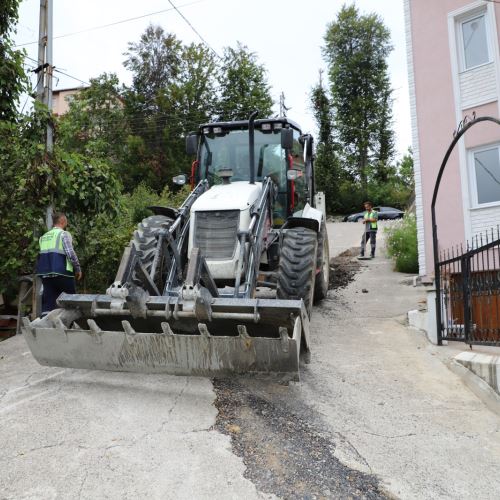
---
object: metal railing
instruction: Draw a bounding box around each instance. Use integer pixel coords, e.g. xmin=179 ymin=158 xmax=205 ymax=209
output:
xmin=438 ymin=227 xmax=500 ymax=346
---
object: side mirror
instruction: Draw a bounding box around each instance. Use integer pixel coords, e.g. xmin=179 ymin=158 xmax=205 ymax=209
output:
xmin=173 ymin=174 xmax=188 ymax=186
xmin=281 ymin=128 xmax=293 ymax=150
xmin=185 ymin=134 xmax=198 ymax=156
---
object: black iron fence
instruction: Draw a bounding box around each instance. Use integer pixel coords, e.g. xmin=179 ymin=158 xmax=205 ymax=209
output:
xmin=438 ymin=227 xmax=500 ymax=346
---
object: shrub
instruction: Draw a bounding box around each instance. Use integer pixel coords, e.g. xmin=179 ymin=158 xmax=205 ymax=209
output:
xmin=79 ymin=184 xmax=189 ymax=293
xmin=384 ymin=214 xmax=419 ymax=273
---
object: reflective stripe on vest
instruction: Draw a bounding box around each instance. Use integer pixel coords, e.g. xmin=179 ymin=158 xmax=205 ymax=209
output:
xmin=37 ymin=227 xmax=74 ymax=276
xmin=364 ymin=211 xmax=378 ymax=230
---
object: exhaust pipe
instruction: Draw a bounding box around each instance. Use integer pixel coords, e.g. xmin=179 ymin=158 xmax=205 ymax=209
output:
xmin=248 ymin=110 xmax=258 ymax=184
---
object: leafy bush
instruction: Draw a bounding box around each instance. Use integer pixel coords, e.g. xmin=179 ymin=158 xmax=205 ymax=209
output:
xmin=0 ymin=109 xmax=122 ymax=297
xmin=384 ymin=215 xmax=419 ymax=273
xmin=79 ymin=184 xmax=189 ymax=292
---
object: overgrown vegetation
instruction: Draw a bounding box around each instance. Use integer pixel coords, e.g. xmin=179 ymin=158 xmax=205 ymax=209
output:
xmin=385 ymin=215 xmax=419 ymax=273
xmin=80 ymin=185 xmax=188 ymax=293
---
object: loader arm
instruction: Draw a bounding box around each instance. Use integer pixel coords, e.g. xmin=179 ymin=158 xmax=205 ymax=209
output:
xmin=234 ymin=176 xmax=277 ymax=298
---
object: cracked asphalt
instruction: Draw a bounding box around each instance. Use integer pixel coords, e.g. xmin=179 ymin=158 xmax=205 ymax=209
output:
xmin=1 ymin=222 xmax=500 ymax=499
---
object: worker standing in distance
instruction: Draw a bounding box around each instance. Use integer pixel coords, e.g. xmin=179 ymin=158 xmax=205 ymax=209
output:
xmin=36 ymin=212 xmax=82 ymax=316
xmin=359 ymin=201 xmax=378 ymax=259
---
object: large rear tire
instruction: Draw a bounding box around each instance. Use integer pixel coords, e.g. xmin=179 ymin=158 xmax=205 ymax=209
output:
xmin=277 ymin=227 xmax=317 ymax=317
xmin=132 ymin=215 xmax=174 ymax=288
xmin=314 ymin=222 xmax=330 ymax=303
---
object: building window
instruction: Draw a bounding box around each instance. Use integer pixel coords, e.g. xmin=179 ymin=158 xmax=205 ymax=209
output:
xmin=472 ymin=146 xmax=500 ymax=206
xmin=460 ymin=12 xmax=490 ymax=70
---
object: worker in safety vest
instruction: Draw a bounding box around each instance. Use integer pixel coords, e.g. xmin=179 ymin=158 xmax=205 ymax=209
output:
xmin=36 ymin=212 xmax=82 ymax=316
xmin=359 ymin=201 xmax=378 ymax=259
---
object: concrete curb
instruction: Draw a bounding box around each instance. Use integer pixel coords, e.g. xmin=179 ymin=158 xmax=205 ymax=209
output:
xmin=448 ymin=358 xmax=500 ymax=416
xmin=454 ymin=351 xmax=500 ymax=394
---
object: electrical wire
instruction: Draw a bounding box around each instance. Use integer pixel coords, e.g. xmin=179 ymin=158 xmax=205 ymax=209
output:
xmin=24 ymin=55 xmax=90 ymax=86
xmin=166 ymin=0 xmax=221 ymax=59
xmin=14 ymin=0 xmax=208 ymax=48
xmin=53 ymin=68 xmax=89 ymax=86
xmin=20 ymin=71 xmax=43 ymax=114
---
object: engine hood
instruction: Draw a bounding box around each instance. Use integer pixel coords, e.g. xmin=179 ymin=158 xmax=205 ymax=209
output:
xmin=191 ymin=181 xmax=262 ymax=212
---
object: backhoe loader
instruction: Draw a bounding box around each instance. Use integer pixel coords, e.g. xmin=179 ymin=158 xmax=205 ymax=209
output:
xmin=22 ymin=113 xmax=330 ymax=381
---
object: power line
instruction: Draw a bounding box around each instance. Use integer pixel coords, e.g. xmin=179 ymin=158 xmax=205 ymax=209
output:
xmin=166 ymin=0 xmax=221 ymax=59
xmin=24 ymin=55 xmax=89 ymax=86
xmin=53 ymin=68 xmax=89 ymax=86
xmin=14 ymin=0 xmax=207 ymax=48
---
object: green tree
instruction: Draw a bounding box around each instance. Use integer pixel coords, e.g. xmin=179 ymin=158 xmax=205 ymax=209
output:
xmin=323 ymin=4 xmax=394 ymax=198
xmin=397 ymin=148 xmax=414 ymax=189
xmin=57 ymin=73 xmax=128 ymax=165
xmin=311 ymin=73 xmax=342 ymax=213
xmin=158 ymin=42 xmax=218 ymax=179
xmin=218 ymin=42 xmax=273 ymax=120
xmin=124 ymin=25 xmax=182 ymax=113
xmin=0 ymin=0 xmax=27 ymax=121
xmin=123 ymin=28 xmax=218 ymax=189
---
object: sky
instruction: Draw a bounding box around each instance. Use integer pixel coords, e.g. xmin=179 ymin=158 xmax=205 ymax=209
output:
xmin=14 ymin=0 xmax=411 ymax=158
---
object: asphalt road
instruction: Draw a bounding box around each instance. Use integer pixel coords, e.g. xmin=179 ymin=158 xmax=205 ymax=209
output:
xmin=1 ymin=222 xmax=500 ymax=499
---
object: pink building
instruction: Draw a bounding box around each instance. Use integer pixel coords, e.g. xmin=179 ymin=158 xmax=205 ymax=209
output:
xmin=405 ymin=0 xmax=500 ymax=277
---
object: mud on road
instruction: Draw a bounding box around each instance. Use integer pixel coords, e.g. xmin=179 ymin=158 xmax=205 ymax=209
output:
xmin=213 ymin=379 xmax=385 ymax=500
xmin=329 ymin=248 xmax=362 ymax=290
xmin=213 ymin=251 xmax=386 ymax=500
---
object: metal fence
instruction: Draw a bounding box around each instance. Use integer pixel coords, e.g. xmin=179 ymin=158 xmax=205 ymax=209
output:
xmin=438 ymin=228 xmax=500 ymax=346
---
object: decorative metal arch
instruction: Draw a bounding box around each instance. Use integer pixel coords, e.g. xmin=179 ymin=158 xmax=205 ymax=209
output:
xmin=432 ymin=115 xmax=500 ymax=345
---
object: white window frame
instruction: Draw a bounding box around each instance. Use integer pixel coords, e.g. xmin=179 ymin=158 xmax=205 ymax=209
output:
xmin=456 ymin=7 xmax=493 ymax=73
xmin=469 ymin=143 xmax=500 ymax=209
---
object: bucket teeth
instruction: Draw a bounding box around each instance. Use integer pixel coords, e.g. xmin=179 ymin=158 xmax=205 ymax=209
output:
xmin=86 ymin=319 xmax=103 ymax=344
xmin=279 ymin=327 xmax=289 ymax=353
xmin=237 ymin=325 xmax=253 ymax=350
xmin=87 ymin=319 xmax=101 ymax=334
xmin=198 ymin=323 xmax=211 ymax=337
xmin=121 ymin=320 xmax=136 ymax=336
xmin=160 ymin=322 xmax=174 ymax=335
xmin=237 ymin=324 xmax=250 ymax=339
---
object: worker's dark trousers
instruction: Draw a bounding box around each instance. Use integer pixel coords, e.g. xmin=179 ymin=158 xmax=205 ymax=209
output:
xmin=41 ymin=276 xmax=76 ymax=316
xmin=360 ymin=231 xmax=377 ymax=257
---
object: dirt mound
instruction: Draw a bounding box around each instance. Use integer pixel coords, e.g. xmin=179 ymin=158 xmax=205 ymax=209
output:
xmin=329 ymin=248 xmax=362 ymax=290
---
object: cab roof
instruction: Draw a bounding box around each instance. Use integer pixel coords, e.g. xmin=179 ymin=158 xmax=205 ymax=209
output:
xmin=198 ymin=117 xmax=302 ymax=134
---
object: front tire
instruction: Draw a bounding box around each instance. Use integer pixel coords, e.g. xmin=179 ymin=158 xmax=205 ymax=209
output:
xmin=132 ymin=215 xmax=174 ymax=288
xmin=277 ymin=227 xmax=318 ymax=317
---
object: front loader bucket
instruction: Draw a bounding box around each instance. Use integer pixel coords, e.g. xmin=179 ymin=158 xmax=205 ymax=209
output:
xmin=21 ymin=296 xmax=311 ymax=381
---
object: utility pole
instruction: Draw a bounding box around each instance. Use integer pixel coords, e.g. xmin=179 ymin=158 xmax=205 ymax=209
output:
xmin=36 ymin=0 xmax=54 ymax=228
xmin=279 ymin=91 xmax=290 ymax=118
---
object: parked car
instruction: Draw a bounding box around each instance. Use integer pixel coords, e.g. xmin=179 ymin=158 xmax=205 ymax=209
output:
xmin=343 ymin=206 xmax=404 ymax=222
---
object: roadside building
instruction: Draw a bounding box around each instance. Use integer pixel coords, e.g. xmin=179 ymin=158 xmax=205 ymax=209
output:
xmin=51 ymin=86 xmax=88 ymax=116
xmin=405 ymin=0 xmax=500 ymax=277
